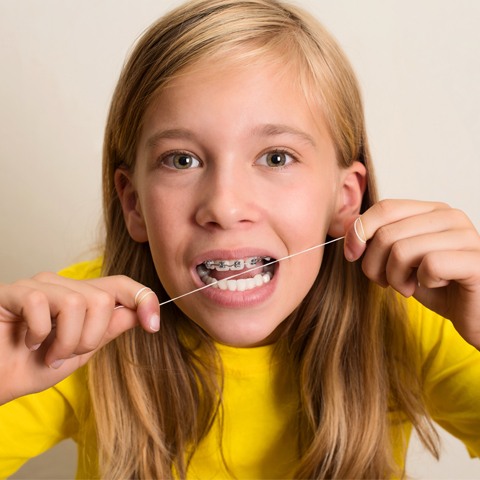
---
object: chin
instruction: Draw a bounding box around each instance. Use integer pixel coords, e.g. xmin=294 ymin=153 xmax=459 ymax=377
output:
xmin=203 ymin=318 xmax=284 ymax=348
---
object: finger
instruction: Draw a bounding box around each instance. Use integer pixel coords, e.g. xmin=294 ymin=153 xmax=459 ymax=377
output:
xmin=363 ymin=221 xmax=476 ymax=294
xmin=417 ymin=250 xmax=480 ymax=290
xmin=37 ymin=273 xmax=160 ymax=336
xmin=42 ymin=289 xmax=87 ymax=368
xmin=0 ymin=284 xmax=53 ymax=350
xmin=19 ymin=277 xmax=119 ymax=367
xmin=344 ymin=199 xmax=448 ymax=262
xmin=34 ymin=295 xmax=144 ymax=371
xmin=87 ymin=276 xmax=160 ymax=333
xmin=74 ymin=290 xmax=115 ymax=355
xmin=32 ymin=273 xmax=117 ymax=356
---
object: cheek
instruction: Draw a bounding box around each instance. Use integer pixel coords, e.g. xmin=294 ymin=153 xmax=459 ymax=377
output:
xmin=277 ymin=179 xmax=336 ymax=246
xmin=138 ymin=186 xmax=191 ymax=282
xmin=140 ymin=183 xmax=189 ymax=239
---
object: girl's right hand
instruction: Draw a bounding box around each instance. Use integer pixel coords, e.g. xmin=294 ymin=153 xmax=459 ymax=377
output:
xmin=0 ymin=273 xmax=160 ymax=405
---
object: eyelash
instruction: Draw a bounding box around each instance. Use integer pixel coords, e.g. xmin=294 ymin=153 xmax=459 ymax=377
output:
xmin=157 ymin=147 xmax=298 ymax=170
xmin=256 ymin=148 xmax=298 ymax=170
xmin=158 ymin=150 xmax=202 ymax=170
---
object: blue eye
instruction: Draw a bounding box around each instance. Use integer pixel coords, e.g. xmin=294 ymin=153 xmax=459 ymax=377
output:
xmin=257 ymin=150 xmax=295 ymax=168
xmin=163 ymin=152 xmax=201 ymax=169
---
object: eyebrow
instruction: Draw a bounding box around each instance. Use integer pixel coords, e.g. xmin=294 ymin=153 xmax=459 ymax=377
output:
xmin=145 ymin=128 xmax=196 ymax=149
xmin=145 ymin=123 xmax=317 ymax=149
xmin=251 ymin=124 xmax=317 ymax=147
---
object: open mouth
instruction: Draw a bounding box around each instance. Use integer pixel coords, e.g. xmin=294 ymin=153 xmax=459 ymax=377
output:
xmin=196 ymin=256 xmax=276 ymax=292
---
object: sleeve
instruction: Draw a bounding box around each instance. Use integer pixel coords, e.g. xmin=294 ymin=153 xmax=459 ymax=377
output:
xmin=0 ymin=369 xmax=87 ymax=479
xmin=408 ymin=297 xmax=480 ymax=457
xmin=57 ymin=257 xmax=103 ymax=280
xmin=0 ymin=260 xmax=101 ymax=478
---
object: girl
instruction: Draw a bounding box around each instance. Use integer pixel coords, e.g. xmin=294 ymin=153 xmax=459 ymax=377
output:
xmin=1 ymin=0 xmax=479 ymax=478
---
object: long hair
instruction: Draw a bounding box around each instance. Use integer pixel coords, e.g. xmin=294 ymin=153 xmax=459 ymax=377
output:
xmin=90 ymin=0 xmax=438 ymax=477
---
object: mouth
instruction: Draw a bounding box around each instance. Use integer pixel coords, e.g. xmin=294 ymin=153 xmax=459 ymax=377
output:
xmin=196 ymin=255 xmax=276 ymax=292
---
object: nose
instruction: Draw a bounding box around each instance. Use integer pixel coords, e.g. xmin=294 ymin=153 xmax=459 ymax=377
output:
xmin=194 ymin=165 xmax=261 ymax=230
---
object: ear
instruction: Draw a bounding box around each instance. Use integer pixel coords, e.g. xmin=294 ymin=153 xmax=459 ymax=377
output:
xmin=114 ymin=168 xmax=149 ymax=243
xmin=328 ymin=161 xmax=367 ymax=237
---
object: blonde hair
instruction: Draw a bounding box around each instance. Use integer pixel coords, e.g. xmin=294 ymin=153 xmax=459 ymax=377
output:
xmin=91 ymin=0 xmax=438 ymax=478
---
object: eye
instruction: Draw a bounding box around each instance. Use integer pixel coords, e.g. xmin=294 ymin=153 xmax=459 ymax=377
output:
xmin=256 ymin=150 xmax=295 ymax=168
xmin=162 ymin=152 xmax=201 ymax=170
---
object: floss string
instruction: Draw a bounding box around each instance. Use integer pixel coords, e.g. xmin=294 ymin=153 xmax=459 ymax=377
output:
xmin=159 ymin=236 xmax=345 ymax=306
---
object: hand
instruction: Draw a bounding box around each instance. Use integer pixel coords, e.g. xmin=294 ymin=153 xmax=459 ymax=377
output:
xmin=344 ymin=199 xmax=480 ymax=349
xmin=0 ymin=273 xmax=160 ymax=405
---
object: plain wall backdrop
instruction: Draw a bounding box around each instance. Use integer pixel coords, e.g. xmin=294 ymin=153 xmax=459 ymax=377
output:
xmin=1 ymin=1 xmax=479 ymax=478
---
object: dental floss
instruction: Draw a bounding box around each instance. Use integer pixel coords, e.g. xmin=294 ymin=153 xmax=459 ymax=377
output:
xmin=159 ymin=236 xmax=345 ymax=306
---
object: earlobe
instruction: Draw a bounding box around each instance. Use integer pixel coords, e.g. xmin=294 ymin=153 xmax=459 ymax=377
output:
xmin=114 ymin=168 xmax=149 ymax=242
xmin=328 ymin=161 xmax=367 ymax=237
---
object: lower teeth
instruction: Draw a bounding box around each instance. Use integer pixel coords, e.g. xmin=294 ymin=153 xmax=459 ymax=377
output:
xmin=201 ymin=272 xmax=272 ymax=292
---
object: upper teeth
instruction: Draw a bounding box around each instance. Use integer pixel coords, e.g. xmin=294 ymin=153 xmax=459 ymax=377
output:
xmin=204 ymin=256 xmax=271 ymax=271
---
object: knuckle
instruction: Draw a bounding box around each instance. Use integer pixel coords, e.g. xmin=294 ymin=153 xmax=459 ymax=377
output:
xmin=76 ymin=339 xmax=100 ymax=354
xmin=31 ymin=324 xmax=52 ymax=340
xmin=373 ymin=225 xmax=393 ymax=249
xmin=32 ymin=271 xmax=57 ymax=283
xmin=450 ymin=208 xmax=469 ymax=226
xmin=389 ymin=241 xmax=409 ymax=265
xmin=63 ymin=292 xmax=87 ymax=311
xmin=435 ymin=201 xmax=450 ymax=210
xmin=24 ymin=290 xmax=48 ymax=310
xmin=114 ymin=275 xmax=130 ymax=285
xmin=95 ymin=292 xmax=115 ymax=311
xmin=374 ymin=199 xmax=394 ymax=217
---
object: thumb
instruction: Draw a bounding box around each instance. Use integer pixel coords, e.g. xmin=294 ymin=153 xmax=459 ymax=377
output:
xmin=87 ymin=276 xmax=160 ymax=334
xmin=344 ymin=216 xmax=368 ymax=262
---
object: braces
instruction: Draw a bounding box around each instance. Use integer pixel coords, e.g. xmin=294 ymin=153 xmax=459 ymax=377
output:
xmin=204 ymin=256 xmax=270 ymax=270
xmin=159 ymin=236 xmax=345 ymax=306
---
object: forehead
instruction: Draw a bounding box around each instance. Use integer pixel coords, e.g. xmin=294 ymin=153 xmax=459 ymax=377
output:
xmin=134 ymin=54 xmax=340 ymax=172
xmin=145 ymin=50 xmax=325 ymax=129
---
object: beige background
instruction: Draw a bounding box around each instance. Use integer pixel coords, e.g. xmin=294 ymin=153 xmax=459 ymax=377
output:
xmin=1 ymin=0 xmax=479 ymax=478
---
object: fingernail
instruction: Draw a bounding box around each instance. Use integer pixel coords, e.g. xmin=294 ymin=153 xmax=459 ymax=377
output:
xmin=49 ymin=359 xmax=65 ymax=369
xmin=149 ymin=314 xmax=160 ymax=332
xmin=29 ymin=343 xmax=41 ymax=352
xmin=354 ymin=217 xmax=367 ymax=244
xmin=344 ymin=246 xmax=355 ymax=262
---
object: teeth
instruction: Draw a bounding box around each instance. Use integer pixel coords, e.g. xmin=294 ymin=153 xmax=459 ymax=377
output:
xmin=216 ymin=261 xmax=229 ymax=271
xmin=204 ymin=256 xmax=265 ymax=271
xmin=210 ymin=272 xmax=273 ymax=291
xmin=245 ymin=257 xmax=261 ymax=268
xmin=197 ymin=255 xmax=275 ymax=292
xmin=197 ymin=264 xmax=209 ymax=277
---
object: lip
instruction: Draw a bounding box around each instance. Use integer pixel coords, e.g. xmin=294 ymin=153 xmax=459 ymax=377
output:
xmin=190 ymin=247 xmax=280 ymax=308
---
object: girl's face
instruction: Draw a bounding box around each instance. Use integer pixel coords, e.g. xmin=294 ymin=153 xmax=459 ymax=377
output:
xmin=120 ymin=58 xmax=365 ymax=347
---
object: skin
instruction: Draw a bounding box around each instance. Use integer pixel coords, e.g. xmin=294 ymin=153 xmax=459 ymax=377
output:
xmin=344 ymin=200 xmax=480 ymax=348
xmin=0 ymin=58 xmax=479 ymax=405
xmin=118 ymin=58 xmax=366 ymax=347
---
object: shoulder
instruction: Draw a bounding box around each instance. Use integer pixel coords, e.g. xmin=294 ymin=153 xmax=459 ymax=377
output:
xmin=58 ymin=258 xmax=103 ymax=280
xmin=405 ymin=297 xmax=480 ymax=456
xmin=0 ymin=367 xmax=89 ymax=468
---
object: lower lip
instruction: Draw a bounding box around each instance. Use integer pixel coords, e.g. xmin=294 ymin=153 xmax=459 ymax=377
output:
xmin=192 ymin=270 xmax=278 ymax=308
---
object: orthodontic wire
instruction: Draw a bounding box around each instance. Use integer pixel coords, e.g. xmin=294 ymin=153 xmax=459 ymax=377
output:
xmin=159 ymin=236 xmax=345 ymax=306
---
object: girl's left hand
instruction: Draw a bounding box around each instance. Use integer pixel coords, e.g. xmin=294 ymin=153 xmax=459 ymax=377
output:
xmin=344 ymin=199 xmax=480 ymax=349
